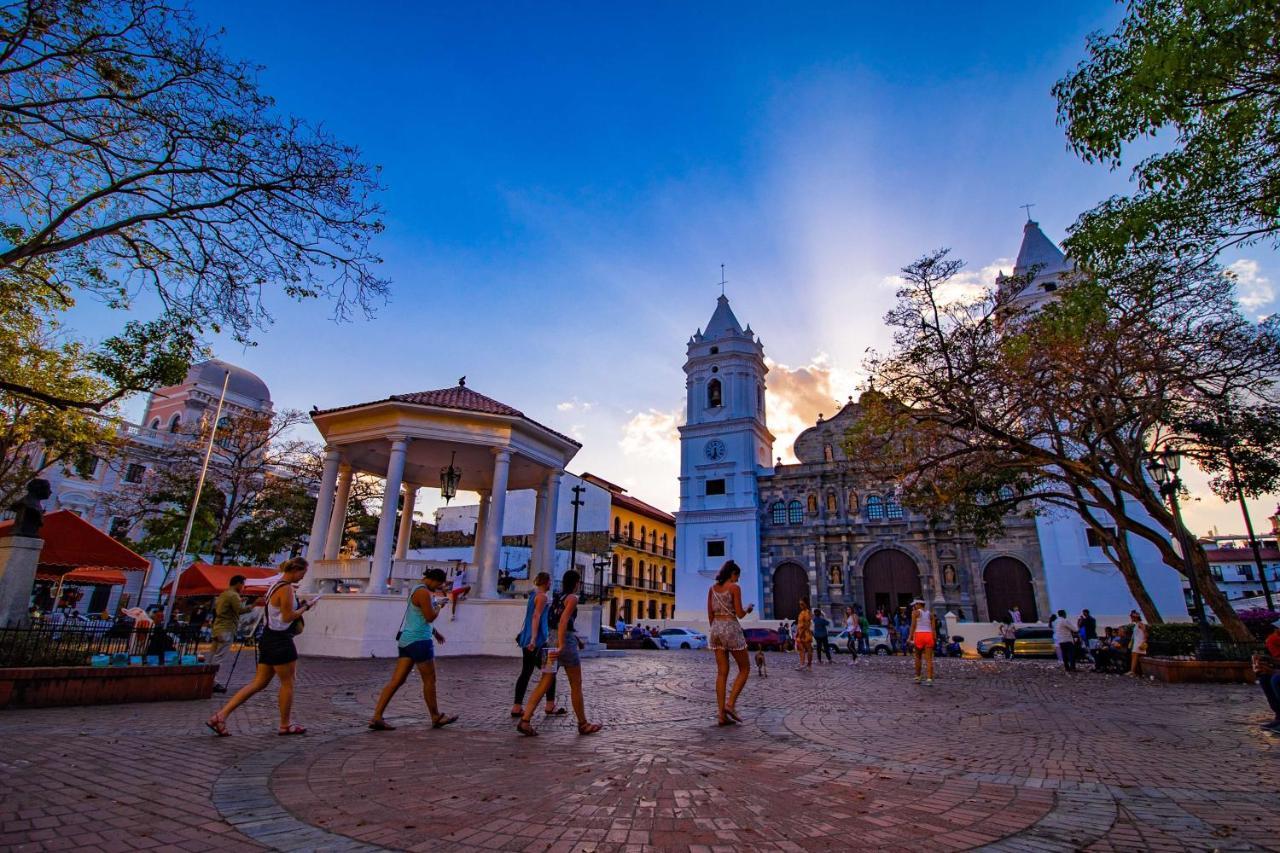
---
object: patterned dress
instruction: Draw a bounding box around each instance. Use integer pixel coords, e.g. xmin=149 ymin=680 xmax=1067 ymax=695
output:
xmin=708 ymin=585 xmax=747 ymax=651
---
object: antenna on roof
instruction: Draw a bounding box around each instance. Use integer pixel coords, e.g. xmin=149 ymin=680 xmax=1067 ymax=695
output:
xmin=719 ymin=264 xmax=727 ymax=297
xmin=1020 ymin=202 xmax=1036 ymax=222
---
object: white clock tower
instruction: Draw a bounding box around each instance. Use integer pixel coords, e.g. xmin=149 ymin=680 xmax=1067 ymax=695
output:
xmin=674 ymin=294 xmax=774 ymax=619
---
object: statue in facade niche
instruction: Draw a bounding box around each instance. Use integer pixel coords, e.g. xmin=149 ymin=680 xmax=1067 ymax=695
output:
xmin=7 ymin=479 xmax=51 ymax=538
xmin=942 ymin=563 xmax=957 ymax=586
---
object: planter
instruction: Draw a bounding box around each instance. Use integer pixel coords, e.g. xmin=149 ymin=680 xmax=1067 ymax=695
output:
xmin=0 ymin=664 xmax=217 ymax=709
xmin=1141 ymin=656 xmax=1255 ymax=685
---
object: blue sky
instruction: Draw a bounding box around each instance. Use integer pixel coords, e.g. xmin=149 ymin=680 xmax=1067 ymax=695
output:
xmin=89 ymin=1 xmax=1275 ymax=532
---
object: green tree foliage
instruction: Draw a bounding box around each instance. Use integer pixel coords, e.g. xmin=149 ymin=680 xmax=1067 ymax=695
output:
xmin=0 ymin=0 xmax=386 ymax=411
xmin=1054 ymin=0 xmax=1280 ymax=267
xmin=853 ymin=248 xmax=1280 ymax=641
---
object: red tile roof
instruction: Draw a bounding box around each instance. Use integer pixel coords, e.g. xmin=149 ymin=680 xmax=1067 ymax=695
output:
xmin=610 ymin=489 xmax=675 ymax=525
xmin=313 ymin=383 xmax=580 ymax=447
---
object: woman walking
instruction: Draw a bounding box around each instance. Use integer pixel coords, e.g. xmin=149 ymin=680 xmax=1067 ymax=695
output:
xmin=707 ymin=560 xmax=753 ymax=726
xmin=909 ymin=599 xmax=935 ymax=685
xmin=516 ymin=570 xmax=601 ymax=736
xmin=367 ymin=567 xmax=457 ymax=731
xmin=206 ymin=558 xmax=315 ymax=736
xmin=844 ymin=606 xmax=859 ymax=666
xmin=511 ymin=572 xmax=565 ymax=719
xmin=1127 ymin=610 xmax=1148 ymax=677
xmin=795 ymin=598 xmax=814 ymax=670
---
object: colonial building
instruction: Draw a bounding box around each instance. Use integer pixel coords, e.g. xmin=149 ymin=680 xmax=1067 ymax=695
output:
xmin=756 ymin=397 xmax=1047 ymax=621
xmin=586 ymin=473 xmax=676 ymax=625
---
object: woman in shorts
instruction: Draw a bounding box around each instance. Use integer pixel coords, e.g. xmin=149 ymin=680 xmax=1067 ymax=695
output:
xmin=516 ymin=570 xmax=601 ymax=737
xmin=707 ymin=560 xmax=754 ymax=726
xmin=909 ymin=599 xmax=935 ymax=685
xmin=367 ymin=567 xmax=457 ymax=730
xmin=206 ymin=557 xmax=314 ymax=736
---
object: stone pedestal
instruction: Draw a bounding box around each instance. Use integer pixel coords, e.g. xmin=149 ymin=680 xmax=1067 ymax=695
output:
xmin=0 ymin=536 xmax=42 ymax=628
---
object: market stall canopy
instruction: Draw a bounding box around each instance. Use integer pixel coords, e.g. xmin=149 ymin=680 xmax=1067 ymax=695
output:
xmin=161 ymin=563 xmax=277 ymax=597
xmin=0 ymin=510 xmax=148 ymax=579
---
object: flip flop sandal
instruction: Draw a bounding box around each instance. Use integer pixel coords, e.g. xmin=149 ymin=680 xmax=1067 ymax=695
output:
xmin=205 ymin=715 xmax=230 ymax=737
xmin=545 ymin=707 xmax=568 ymax=716
xmin=516 ymin=719 xmax=539 ymax=737
xmin=577 ymin=722 xmax=602 ymax=736
xmin=367 ymin=720 xmax=395 ymax=731
xmin=725 ymin=708 xmax=743 ymax=723
xmin=278 ymin=723 xmax=307 ymax=736
xmin=510 ymin=709 xmax=523 ymax=718
xmin=717 ymin=717 xmax=735 ymax=727
xmin=432 ymin=714 xmax=459 ymax=729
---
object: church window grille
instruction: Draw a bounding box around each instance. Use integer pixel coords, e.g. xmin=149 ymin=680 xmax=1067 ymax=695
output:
xmin=787 ymin=500 xmax=803 ymax=524
xmin=706 ymin=539 xmax=726 ymax=558
xmin=886 ymin=496 xmax=904 ymax=519
xmin=707 ymin=379 xmax=722 ymax=408
xmin=706 ymin=478 xmax=726 ymax=496
xmin=806 ymin=494 xmax=818 ymax=515
xmin=997 ymin=485 xmax=1015 ymax=502
xmin=771 ymin=501 xmax=786 ymax=525
xmin=865 ymin=495 xmax=885 ymax=520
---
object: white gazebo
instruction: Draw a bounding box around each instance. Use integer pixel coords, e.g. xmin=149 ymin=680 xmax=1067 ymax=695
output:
xmin=294 ymin=380 xmax=584 ymax=658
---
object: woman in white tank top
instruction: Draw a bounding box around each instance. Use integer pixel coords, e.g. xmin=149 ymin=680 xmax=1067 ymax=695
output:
xmin=909 ymin=599 xmax=936 ymax=685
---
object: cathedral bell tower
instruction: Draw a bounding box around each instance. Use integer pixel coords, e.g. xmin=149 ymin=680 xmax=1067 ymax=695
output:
xmin=674 ymin=294 xmax=774 ymax=619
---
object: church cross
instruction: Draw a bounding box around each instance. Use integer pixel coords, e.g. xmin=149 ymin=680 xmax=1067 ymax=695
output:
xmin=1020 ymin=203 xmax=1036 ymax=222
xmin=719 ymin=264 xmax=727 ymax=296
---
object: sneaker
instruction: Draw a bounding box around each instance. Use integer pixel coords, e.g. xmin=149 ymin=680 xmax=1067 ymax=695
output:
xmin=913 ymin=675 xmax=921 ymax=683
xmin=925 ymin=678 xmax=934 ymax=685
xmin=212 ymin=684 xmax=227 ymax=694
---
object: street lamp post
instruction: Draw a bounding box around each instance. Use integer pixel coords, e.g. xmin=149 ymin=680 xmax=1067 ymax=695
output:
xmin=593 ymin=555 xmax=611 ymax=606
xmin=1146 ymin=449 xmax=1216 ymax=657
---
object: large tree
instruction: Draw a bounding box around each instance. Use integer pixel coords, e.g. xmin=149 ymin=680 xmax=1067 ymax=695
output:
xmin=853 ymin=248 xmax=1280 ymax=642
xmin=0 ymin=0 xmax=386 ymax=411
xmin=1054 ymin=0 xmax=1280 ymax=268
xmin=111 ymin=409 xmax=317 ymax=572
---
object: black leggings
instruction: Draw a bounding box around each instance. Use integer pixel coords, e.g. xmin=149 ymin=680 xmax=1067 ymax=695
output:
xmin=514 ymin=645 xmax=557 ymax=705
xmin=816 ymin=637 xmax=833 ymax=662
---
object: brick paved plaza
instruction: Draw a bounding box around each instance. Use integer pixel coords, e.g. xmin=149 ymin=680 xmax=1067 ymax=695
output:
xmin=0 ymin=651 xmax=1277 ymax=852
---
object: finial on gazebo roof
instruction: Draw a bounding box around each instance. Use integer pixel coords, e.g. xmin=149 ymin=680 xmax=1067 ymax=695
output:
xmin=458 ymin=376 xmax=466 ymax=387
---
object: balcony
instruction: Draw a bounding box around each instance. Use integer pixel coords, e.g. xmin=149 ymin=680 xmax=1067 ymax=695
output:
xmin=609 ymin=534 xmax=673 ymax=558
xmin=610 ymin=575 xmax=673 ymax=594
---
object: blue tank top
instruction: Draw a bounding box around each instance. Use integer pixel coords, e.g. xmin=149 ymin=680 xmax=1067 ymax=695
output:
xmin=517 ymin=591 xmax=550 ymax=647
xmin=398 ymin=585 xmax=434 ymax=646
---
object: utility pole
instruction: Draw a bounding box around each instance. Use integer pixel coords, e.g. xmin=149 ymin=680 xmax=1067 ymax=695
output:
xmin=568 ymin=484 xmax=585 ymax=593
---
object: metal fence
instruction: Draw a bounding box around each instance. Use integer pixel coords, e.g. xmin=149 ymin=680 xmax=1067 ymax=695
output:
xmin=0 ymin=621 xmax=204 ymax=668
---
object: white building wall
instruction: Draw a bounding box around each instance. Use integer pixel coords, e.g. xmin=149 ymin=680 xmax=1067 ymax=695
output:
xmin=433 ymin=474 xmax=610 ymax=535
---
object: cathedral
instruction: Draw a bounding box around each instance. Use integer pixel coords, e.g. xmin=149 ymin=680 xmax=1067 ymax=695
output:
xmin=674 ymin=221 xmax=1188 ymax=622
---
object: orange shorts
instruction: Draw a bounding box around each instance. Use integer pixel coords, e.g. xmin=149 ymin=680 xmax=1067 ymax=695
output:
xmin=913 ymin=632 xmax=934 ymax=651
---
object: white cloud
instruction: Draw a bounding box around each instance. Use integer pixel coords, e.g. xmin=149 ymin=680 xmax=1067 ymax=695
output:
xmin=618 ymin=408 xmax=682 ymax=460
xmin=879 ymin=257 xmax=1012 ymax=306
xmin=1227 ymin=259 xmax=1273 ymax=313
xmin=765 ymin=354 xmax=859 ymax=463
xmin=556 ymin=398 xmax=595 ymax=412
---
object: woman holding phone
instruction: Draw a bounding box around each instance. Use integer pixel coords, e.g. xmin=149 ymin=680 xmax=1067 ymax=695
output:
xmin=516 ymin=570 xmax=601 ymax=737
xmin=707 ymin=560 xmax=753 ymax=726
xmin=206 ymin=557 xmax=313 ymax=736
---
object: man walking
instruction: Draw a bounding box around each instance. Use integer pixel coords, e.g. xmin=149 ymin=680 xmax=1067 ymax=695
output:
xmin=210 ymin=575 xmax=251 ymax=693
xmin=813 ymin=608 xmax=832 ymax=663
xmin=1079 ymin=608 xmax=1098 ymax=667
xmin=1053 ymin=609 xmax=1078 ymax=672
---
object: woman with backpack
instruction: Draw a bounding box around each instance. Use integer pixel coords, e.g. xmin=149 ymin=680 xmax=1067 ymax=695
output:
xmin=206 ymin=557 xmax=315 ymax=736
xmin=516 ymin=570 xmax=601 ymax=737
xmin=367 ymin=567 xmax=458 ymax=731
xmin=510 ymin=571 xmax=565 ymax=719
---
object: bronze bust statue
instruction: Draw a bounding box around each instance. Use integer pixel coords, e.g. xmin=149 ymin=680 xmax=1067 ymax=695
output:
xmin=8 ymin=479 xmax=52 ymax=538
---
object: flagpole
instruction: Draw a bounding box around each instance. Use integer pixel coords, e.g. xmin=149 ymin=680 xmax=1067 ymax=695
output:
xmin=160 ymin=370 xmax=230 ymax=626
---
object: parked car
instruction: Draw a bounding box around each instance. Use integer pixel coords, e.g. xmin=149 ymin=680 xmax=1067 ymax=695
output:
xmin=743 ymin=627 xmax=782 ymax=651
xmin=601 ymin=628 xmax=659 ymax=650
xmin=657 ymin=627 xmax=707 ymax=650
xmin=829 ymin=626 xmax=893 ymax=655
xmin=978 ymin=626 xmax=1056 ymax=658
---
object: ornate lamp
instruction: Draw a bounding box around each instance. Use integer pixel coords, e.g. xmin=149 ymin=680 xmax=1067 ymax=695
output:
xmin=439 ymin=451 xmax=462 ymax=504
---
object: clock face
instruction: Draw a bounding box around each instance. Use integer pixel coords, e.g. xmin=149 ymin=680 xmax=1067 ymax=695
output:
xmin=705 ymin=439 xmax=727 ymax=461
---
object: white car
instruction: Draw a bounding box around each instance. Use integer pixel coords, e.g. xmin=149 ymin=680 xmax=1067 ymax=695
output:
xmin=656 ymin=627 xmax=708 ymax=650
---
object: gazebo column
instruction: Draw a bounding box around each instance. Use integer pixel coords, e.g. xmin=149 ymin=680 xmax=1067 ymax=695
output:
xmin=529 ymin=485 xmax=547 ymax=576
xmin=395 ymin=485 xmax=418 ymax=559
xmin=539 ymin=469 xmax=563 ymax=581
xmin=323 ymin=464 xmax=353 ymax=559
xmin=370 ymin=436 xmax=409 ymax=593
xmin=303 ymin=447 xmax=342 ymax=592
xmin=477 ymin=449 xmax=511 ymax=598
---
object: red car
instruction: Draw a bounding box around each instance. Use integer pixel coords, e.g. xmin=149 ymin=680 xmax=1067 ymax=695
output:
xmin=743 ymin=627 xmax=782 ymax=652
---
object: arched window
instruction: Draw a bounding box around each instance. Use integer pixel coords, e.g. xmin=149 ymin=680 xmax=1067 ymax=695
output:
xmin=886 ymin=496 xmax=904 ymax=519
xmin=661 ymin=566 xmax=667 ymax=584
xmin=613 ymin=517 xmax=621 ymax=537
xmin=611 ymin=554 xmax=619 ymax=584
xmin=661 ymin=533 xmax=668 ymax=550
xmin=216 ymin=415 xmax=230 ymax=430
xmin=823 ymin=444 xmax=834 ymax=462
xmin=788 ymin=500 xmax=803 ymax=524
xmin=866 ymin=495 xmax=885 ymax=520
xmin=707 ymin=378 xmax=722 ymax=408
xmin=149 ymin=418 xmax=160 ymax=430
xmin=826 ymin=492 xmax=838 ymax=513
xmin=640 ymin=525 xmax=647 ymax=547
xmin=638 ymin=560 xmax=646 ymax=585
xmin=168 ymin=414 xmax=181 ymax=433
xmin=627 ymin=521 xmax=634 ymax=541
xmin=997 ymin=485 xmax=1015 ymax=501
xmin=848 ymin=491 xmax=859 ymax=513
xmin=807 ymin=494 xmax=818 ymax=515
xmin=624 ymin=558 xmax=634 ymax=585
xmin=650 ymin=531 xmax=657 ymax=550
xmin=771 ymin=501 xmax=787 ymax=525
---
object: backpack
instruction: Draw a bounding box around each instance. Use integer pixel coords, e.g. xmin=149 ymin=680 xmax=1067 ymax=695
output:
xmin=547 ymin=592 xmax=566 ymax=633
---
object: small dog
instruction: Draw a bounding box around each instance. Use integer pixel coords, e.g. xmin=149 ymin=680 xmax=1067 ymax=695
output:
xmin=755 ymin=649 xmax=767 ymax=677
